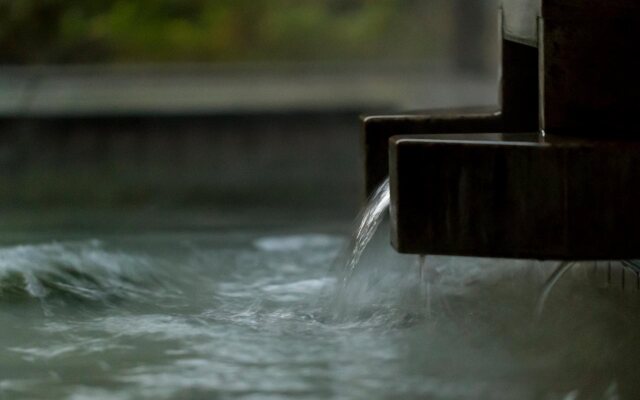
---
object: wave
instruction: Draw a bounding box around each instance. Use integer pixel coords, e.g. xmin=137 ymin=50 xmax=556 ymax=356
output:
xmin=0 ymin=240 xmax=172 ymax=309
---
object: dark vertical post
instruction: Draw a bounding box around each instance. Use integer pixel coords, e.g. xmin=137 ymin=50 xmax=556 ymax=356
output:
xmin=499 ymin=0 xmax=540 ymax=131
xmin=500 ymin=39 xmax=538 ymax=131
xmin=541 ymin=0 xmax=640 ymax=136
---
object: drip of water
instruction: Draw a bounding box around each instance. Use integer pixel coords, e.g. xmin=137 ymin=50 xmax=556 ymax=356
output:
xmin=340 ymin=178 xmax=390 ymax=286
xmin=418 ymin=255 xmax=431 ymax=317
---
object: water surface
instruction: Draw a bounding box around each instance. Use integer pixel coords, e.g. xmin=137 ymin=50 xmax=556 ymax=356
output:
xmin=1 ymin=216 xmax=639 ymax=399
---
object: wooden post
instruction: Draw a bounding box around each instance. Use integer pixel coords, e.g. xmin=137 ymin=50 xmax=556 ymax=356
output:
xmin=541 ymin=0 xmax=640 ymax=136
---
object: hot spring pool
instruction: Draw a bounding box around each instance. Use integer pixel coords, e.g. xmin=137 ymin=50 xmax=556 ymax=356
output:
xmin=1 ymin=220 xmax=639 ymax=399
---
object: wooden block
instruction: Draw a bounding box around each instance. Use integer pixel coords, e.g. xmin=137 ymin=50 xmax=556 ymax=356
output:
xmin=390 ymin=133 xmax=640 ymax=259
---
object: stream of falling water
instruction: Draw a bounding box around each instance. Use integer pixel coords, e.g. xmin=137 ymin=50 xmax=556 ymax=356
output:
xmin=340 ymin=177 xmax=390 ymax=287
xmin=329 ymin=176 xmax=434 ymax=322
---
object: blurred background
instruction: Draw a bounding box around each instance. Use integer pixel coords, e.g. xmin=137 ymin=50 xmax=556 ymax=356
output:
xmin=0 ymin=0 xmax=499 ymax=230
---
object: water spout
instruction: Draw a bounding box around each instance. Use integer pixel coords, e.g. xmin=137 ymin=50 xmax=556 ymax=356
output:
xmin=340 ymin=177 xmax=390 ymax=287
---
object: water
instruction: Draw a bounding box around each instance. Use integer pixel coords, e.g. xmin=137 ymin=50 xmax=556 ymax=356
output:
xmin=2 ymin=207 xmax=640 ymax=399
xmin=340 ymin=178 xmax=390 ymax=286
xmin=535 ymin=261 xmax=573 ymax=318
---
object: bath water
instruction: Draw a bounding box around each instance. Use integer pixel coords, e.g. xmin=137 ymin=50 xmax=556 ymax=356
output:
xmin=2 ymin=203 xmax=640 ymax=398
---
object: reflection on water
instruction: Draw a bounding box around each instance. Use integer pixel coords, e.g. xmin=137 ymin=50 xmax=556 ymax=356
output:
xmin=1 ymin=228 xmax=640 ymax=399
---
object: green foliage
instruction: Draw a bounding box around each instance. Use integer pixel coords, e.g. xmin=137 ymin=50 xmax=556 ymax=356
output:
xmin=0 ymin=0 xmax=447 ymax=64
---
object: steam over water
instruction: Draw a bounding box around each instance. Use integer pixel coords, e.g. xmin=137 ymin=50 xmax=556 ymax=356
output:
xmin=2 ymin=220 xmax=640 ymax=398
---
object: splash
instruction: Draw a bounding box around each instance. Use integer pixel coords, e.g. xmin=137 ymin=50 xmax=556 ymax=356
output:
xmin=535 ymin=261 xmax=573 ymax=318
xmin=536 ymin=260 xmax=640 ymax=318
xmin=328 ymin=178 xmax=434 ymax=324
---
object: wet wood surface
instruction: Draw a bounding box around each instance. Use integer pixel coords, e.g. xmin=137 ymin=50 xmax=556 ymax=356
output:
xmin=390 ymin=134 xmax=640 ymax=260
